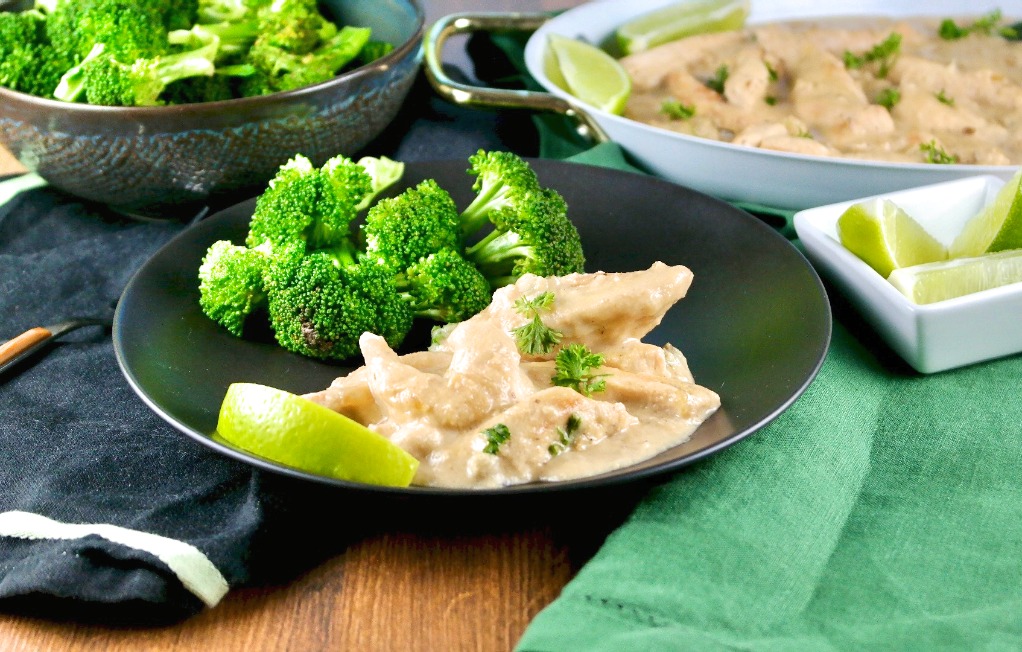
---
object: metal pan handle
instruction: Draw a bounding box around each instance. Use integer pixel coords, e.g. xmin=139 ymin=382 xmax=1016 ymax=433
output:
xmin=423 ymin=12 xmax=609 ymax=145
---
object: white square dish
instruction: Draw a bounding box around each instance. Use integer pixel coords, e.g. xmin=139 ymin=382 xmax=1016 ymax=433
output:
xmin=793 ymin=176 xmax=1022 ymax=373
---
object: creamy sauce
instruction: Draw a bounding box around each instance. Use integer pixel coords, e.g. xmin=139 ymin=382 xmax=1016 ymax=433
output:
xmin=621 ymin=16 xmax=1022 ymax=164
xmin=304 ymin=263 xmax=721 ymax=488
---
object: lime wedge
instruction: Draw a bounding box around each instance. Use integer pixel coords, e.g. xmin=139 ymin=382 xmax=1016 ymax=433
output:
xmin=615 ymin=0 xmax=751 ymax=55
xmin=837 ymin=197 xmax=948 ymax=278
xmin=216 ymin=383 xmax=418 ymax=487
xmin=949 ymin=170 xmax=1022 ymax=258
xmin=888 ymin=248 xmax=1022 ymax=304
xmin=547 ymin=34 xmax=631 ymax=115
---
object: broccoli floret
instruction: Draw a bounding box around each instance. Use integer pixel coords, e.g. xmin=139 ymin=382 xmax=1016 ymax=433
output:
xmin=398 ymin=248 xmax=492 ymax=323
xmin=363 ymin=179 xmax=463 ymax=273
xmin=54 ymin=40 xmax=216 ymax=106
xmin=0 ymin=9 xmax=68 ymax=96
xmin=197 ymin=0 xmax=269 ymax=24
xmin=198 ymin=240 xmax=270 ymax=336
xmin=46 ymin=0 xmax=170 ymax=62
xmin=169 ymin=19 xmax=259 ymax=64
xmin=246 ymin=154 xmax=379 ymax=253
xmin=465 ymin=187 xmax=585 ymax=288
xmin=459 ymin=150 xmax=542 ymax=235
xmin=253 ymin=0 xmax=335 ymax=55
xmin=265 ymin=247 xmax=412 ymax=360
xmin=359 ymin=40 xmax=394 ymax=65
xmin=244 ymin=24 xmax=371 ymax=94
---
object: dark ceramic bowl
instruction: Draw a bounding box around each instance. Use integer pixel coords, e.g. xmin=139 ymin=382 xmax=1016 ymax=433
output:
xmin=0 ymin=0 xmax=424 ymax=218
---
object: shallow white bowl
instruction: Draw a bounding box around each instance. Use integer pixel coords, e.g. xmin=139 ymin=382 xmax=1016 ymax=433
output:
xmin=523 ymin=0 xmax=1022 ymax=210
xmin=793 ymin=176 xmax=1022 ymax=373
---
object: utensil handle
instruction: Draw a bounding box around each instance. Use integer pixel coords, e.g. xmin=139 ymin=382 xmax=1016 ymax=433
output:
xmin=423 ymin=12 xmax=609 ymax=145
xmin=0 ymin=326 xmax=53 ymax=372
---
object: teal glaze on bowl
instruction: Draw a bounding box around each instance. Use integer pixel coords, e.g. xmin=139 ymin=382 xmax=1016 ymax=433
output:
xmin=0 ymin=0 xmax=425 ymax=218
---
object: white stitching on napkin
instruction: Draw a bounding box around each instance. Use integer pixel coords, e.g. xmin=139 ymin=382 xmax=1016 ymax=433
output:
xmin=0 ymin=510 xmax=229 ymax=608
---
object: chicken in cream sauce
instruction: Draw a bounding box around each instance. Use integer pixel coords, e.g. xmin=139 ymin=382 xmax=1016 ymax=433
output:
xmin=304 ymin=262 xmax=720 ymax=488
xmin=621 ymin=15 xmax=1022 ymax=165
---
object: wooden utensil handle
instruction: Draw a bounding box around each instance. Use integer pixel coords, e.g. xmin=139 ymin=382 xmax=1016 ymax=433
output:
xmin=0 ymin=327 xmax=53 ymax=365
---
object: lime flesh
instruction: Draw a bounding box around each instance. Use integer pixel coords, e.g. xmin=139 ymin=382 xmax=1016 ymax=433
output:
xmin=950 ymin=171 xmax=1022 ymax=258
xmin=546 ymin=34 xmax=631 ymax=115
xmin=216 ymin=383 xmax=418 ymax=487
xmin=888 ymin=248 xmax=1022 ymax=304
xmin=615 ymin=0 xmax=751 ymax=55
xmin=837 ymin=198 xmax=947 ymax=278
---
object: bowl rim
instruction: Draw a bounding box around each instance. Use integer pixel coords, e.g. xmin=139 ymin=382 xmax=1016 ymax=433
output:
xmin=0 ymin=0 xmax=425 ymax=114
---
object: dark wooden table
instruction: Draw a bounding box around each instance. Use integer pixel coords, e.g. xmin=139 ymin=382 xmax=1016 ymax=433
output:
xmin=0 ymin=1 xmax=643 ymax=650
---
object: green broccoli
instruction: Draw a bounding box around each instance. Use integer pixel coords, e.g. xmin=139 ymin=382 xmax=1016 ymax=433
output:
xmin=397 ymin=248 xmax=493 ymax=324
xmin=169 ymin=19 xmax=260 ymax=64
xmin=363 ymin=179 xmax=463 ymax=273
xmin=459 ymin=149 xmax=542 ymax=235
xmin=465 ymin=186 xmax=585 ymax=288
xmin=198 ymin=240 xmax=270 ymax=336
xmin=0 ymin=9 xmax=70 ymax=97
xmin=45 ymin=0 xmax=171 ymax=62
xmin=244 ymin=24 xmax=372 ymax=94
xmin=265 ymin=247 xmax=412 ymax=360
xmin=54 ymin=40 xmax=217 ymax=106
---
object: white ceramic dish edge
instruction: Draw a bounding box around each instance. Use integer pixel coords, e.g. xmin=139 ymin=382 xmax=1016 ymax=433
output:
xmin=523 ymin=0 xmax=1022 ymax=210
xmin=793 ymin=175 xmax=1022 ymax=373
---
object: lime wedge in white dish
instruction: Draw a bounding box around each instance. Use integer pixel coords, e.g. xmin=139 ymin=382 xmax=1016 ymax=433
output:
xmin=949 ymin=170 xmax=1022 ymax=258
xmin=546 ymin=34 xmax=631 ymax=115
xmin=614 ymin=0 xmax=750 ymax=55
xmin=837 ymin=197 xmax=947 ymax=278
xmin=888 ymin=248 xmax=1022 ymax=304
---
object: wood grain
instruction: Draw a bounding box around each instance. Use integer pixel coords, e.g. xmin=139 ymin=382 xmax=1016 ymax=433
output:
xmin=0 ymin=1 xmax=609 ymax=651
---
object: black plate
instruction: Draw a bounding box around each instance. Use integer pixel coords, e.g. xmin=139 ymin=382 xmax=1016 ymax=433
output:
xmin=113 ymin=159 xmax=831 ymax=496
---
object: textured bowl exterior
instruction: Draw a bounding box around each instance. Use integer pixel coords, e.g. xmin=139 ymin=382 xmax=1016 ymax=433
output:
xmin=0 ymin=0 xmax=424 ymax=217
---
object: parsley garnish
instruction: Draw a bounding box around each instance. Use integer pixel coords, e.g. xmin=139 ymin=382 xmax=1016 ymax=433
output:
xmin=548 ymin=414 xmax=583 ymax=457
xmin=921 ymin=140 xmax=959 ymax=164
xmin=939 ymin=10 xmax=1017 ymax=40
xmin=482 ymin=423 xmax=511 ymax=455
xmin=661 ymin=99 xmax=696 ymax=120
xmin=512 ymin=292 xmax=562 ymax=355
xmin=877 ymin=87 xmax=901 ymax=110
xmin=764 ymin=60 xmax=779 ymax=82
xmin=552 ymin=343 xmax=607 ymax=397
xmin=935 ymin=89 xmax=955 ymax=106
xmin=843 ymin=33 xmax=901 ymax=78
xmin=705 ymin=65 xmax=729 ymax=94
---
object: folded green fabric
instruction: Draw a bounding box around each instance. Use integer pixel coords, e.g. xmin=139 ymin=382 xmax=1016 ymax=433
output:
xmin=512 ymin=77 xmax=1022 ymax=652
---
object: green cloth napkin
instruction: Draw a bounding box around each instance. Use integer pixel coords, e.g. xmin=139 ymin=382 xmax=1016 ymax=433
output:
xmin=506 ymin=62 xmax=1022 ymax=652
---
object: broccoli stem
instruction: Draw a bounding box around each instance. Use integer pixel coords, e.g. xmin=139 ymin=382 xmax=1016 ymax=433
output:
xmin=460 ymin=184 xmax=509 ymax=235
xmin=466 ymin=228 xmax=531 ymax=277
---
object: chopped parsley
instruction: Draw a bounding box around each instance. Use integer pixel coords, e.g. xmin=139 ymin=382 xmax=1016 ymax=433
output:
xmin=843 ymin=32 xmax=901 ymax=78
xmin=552 ymin=343 xmax=607 ymax=397
xmin=764 ymin=95 xmax=778 ymax=106
xmin=764 ymin=60 xmax=779 ymax=82
xmin=548 ymin=414 xmax=583 ymax=457
xmin=939 ymin=10 xmax=1017 ymax=40
xmin=935 ymin=89 xmax=955 ymax=106
xmin=877 ymin=87 xmax=901 ymax=110
xmin=482 ymin=423 xmax=511 ymax=455
xmin=661 ymin=99 xmax=696 ymax=120
xmin=512 ymin=292 xmax=562 ymax=355
xmin=921 ymin=140 xmax=959 ymax=164
xmin=705 ymin=65 xmax=729 ymax=94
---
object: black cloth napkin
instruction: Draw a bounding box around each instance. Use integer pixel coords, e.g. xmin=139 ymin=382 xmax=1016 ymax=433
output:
xmin=0 ymin=68 xmax=544 ymax=623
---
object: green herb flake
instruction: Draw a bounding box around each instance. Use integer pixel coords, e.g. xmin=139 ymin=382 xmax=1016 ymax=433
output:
xmin=482 ymin=423 xmax=511 ymax=455
xmin=935 ymin=89 xmax=955 ymax=106
xmin=939 ymin=10 xmax=1010 ymax=40
xmin=705 ymin=65 xmax=729 ymax=94
xmin=877 ymin=87 xmax=901 ymax=110
xmin=548 ymin=414 xmax=583 ymax=457
xmin=764 ymin=95 xmax=777 ymax=106
xmin=660 ymin=99 xmax=696 ymax=120
xmin=512 ymin=292 xmax=563 ymax=355
xmin=921 ymin=140 xmax=959 ymax=164
xmin=843 ymin=32 xmax=901 ymax=78
xmin=764 ymin=60 xmax=779 ymax=82
xmin=552 ymin=343 xmax=607 ymax=397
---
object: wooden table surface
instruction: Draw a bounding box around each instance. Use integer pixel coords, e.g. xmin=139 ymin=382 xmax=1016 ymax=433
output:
xmin=0 ymin=1 xmax=643 ymax=651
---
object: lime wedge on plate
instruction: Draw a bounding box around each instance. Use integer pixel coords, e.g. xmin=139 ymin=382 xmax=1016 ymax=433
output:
xmin=949 ymin=170 xmax=1022 ymax=258
xmin=216 ymin=382 xmax=418 ymax=487
xmin=546 ymin=34 xmax=631 ymax=115
xmin=837 ymin=197 xmax=947 ymax=278
xmin=888 ymin=248 xmax=1022 ymax=304
xmin=615 ymin=0 xmax=751 ymax=55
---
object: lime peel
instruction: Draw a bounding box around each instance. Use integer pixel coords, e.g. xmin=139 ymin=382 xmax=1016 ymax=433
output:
xmin=216 ymin=382 xmax=418 ymax=487
xmin=949 ymin=170 xmax=1022 ymax=258
xmin=615 ymin=0 xmax=751 ymax=55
